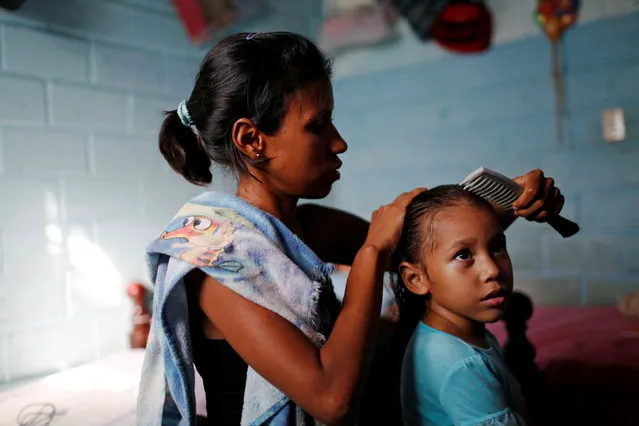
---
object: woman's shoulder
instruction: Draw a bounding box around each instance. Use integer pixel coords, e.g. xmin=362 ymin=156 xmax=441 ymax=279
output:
xmin=147 ymin=193 xmax=278 ymax=276
xmin=177 ymin=192 xmax=262 ymax=230
xmin=148 ymin=191 xmax=330 ymax=309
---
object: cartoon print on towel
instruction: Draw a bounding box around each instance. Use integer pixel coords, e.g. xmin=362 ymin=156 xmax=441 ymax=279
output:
xmin=161 ymin=215 xmax=243 ymax=272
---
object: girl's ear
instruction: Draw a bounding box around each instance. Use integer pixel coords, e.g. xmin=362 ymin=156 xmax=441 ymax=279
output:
xmin=398 ymin=261 xmax=430 ymax=296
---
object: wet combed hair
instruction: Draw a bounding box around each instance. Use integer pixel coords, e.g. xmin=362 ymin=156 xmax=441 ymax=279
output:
xmin=159 ymin=32 xmax=333 ymax=186
xmin=390 ymin=185 xmax=496 ymax=323
xmin=381 ymin=185 xmax=497 ymax=423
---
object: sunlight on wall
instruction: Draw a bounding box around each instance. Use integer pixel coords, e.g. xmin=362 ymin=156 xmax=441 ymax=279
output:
xmin=66 ymin=233 xmax=124 ymax=308
xmin=42 ymin=190 xmax=125 ymax=316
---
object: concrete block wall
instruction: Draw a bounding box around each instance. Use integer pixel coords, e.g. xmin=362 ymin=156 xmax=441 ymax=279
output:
xmin=0 ymin=0 xmax=221 ymax=384
xmin=0 ymin=0 xmax=637 ymax=383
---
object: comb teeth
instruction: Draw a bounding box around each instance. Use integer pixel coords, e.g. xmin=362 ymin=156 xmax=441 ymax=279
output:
xmin=460 ymin=168 xmax=523 ymax=210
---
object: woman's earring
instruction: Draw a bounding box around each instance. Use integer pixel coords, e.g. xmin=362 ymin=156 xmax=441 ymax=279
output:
xmin=255 ymin=152 xmax=261 ymax=160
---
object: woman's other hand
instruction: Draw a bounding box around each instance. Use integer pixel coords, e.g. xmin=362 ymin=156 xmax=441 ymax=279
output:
xmin=364 ymin=188 xmax=427 ymax=256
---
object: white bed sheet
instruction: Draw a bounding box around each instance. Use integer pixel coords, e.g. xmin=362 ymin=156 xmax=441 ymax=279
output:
xmin=0 ymin=349 xmax=206 ymax=426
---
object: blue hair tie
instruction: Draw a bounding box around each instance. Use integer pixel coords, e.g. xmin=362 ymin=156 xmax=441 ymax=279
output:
xmin=177 ymin=100 xmax=193 ymax=127
xmin=246 ymin=32 xmax=259 ymax=40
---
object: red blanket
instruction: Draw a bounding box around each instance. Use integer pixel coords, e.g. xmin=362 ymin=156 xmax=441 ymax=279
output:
xmin=487 ymin=307 xmax=639 ymax=425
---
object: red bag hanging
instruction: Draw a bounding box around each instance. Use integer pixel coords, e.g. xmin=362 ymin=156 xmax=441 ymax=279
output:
xmin=430 ymin=0 xmax=493 ymax=54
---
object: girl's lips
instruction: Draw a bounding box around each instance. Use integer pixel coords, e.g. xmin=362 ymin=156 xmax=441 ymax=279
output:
xmin=481 ymin=296 xmax=506 ymax=307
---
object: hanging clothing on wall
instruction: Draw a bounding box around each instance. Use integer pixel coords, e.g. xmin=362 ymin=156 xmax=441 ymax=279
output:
xmin=318 ymin=0 xmax=398 ymax=54
xmin=389 ymin=0 xmax=493 ymax=54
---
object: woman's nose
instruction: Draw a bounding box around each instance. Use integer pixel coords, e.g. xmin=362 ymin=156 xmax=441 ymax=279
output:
xmin=332 ymin=126 xmax=347 ymax=154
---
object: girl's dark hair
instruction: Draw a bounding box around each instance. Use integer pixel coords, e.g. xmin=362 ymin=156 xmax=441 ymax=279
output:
xmin=159 ymin=32 xmax=333 ymax=186
xmin=380 ymin=185 xmax=496 ymax=423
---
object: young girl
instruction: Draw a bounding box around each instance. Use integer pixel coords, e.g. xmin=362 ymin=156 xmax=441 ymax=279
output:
xmin=393 ymin=185 xmax=527 ymax=426
xmin=136 ymin=31 xmax=564 ymax=426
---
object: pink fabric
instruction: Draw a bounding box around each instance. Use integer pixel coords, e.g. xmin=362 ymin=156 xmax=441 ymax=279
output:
xmin=487 ymin=307 xmax=639 ymax=425
xmin=487 ymin=307 xmax=639 ymax=371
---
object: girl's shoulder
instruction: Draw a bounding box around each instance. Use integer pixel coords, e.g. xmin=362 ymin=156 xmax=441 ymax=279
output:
xmin=403 ymin=323 xmax=484 ymax=387
xmin=409 ymin=323 xmax=484 ymax=360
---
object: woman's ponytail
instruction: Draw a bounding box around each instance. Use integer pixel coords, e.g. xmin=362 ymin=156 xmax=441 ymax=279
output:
xmin=158 ymin=110 xmax=212 ymax=186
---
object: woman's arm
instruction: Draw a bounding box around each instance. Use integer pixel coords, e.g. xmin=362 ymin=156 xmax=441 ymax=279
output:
xmin=200 ymin=190 xmax=422 ymax=424
xmin=296 ymin=202 xmax=519 ymax=263
xmin=198 ymin=245 xmax=384 ymax=424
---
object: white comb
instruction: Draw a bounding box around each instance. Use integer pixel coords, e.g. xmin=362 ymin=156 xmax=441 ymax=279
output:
xmin=460 ymin=167 xmax=580 ymax=238
xmin=460 ymin=167 xmax=522 ymax=211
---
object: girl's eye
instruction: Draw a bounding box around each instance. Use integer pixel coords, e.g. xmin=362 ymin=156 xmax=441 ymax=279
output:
xmin=454 ymin=249 xmax=472 ymax=261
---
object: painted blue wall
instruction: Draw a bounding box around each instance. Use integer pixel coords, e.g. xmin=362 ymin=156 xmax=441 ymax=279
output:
xmin=331 ymin=12 xmax=639 ymax=307
xmin=0 ymin=0 xmax=636 ymax=382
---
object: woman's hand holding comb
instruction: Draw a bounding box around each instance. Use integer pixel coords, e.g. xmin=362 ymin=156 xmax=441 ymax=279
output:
xmin=512 ymin=169 xmax=565 ymax=222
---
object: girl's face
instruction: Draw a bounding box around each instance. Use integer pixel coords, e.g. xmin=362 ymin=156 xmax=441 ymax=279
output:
xmin=261 ymin=80 xmax=347 ymax=199
xmin=414 ymin=204 xmax=514 ymax=325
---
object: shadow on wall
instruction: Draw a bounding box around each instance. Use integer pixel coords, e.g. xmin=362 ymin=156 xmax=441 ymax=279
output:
xmin=6 ymin=0 xmax=127 ymax=26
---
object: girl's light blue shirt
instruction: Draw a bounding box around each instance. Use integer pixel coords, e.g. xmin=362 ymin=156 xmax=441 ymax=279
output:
xmin=401 ymin=323 xmax=527 ymax=426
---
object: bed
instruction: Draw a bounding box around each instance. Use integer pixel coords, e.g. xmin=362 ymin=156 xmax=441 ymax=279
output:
xmin=0 ymin=283 xmax=207 ymax=426
xmin=486 ymin=295 xmax=639 ymax=426
xmin=1 ymin=284 xmax=637 ymax=426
